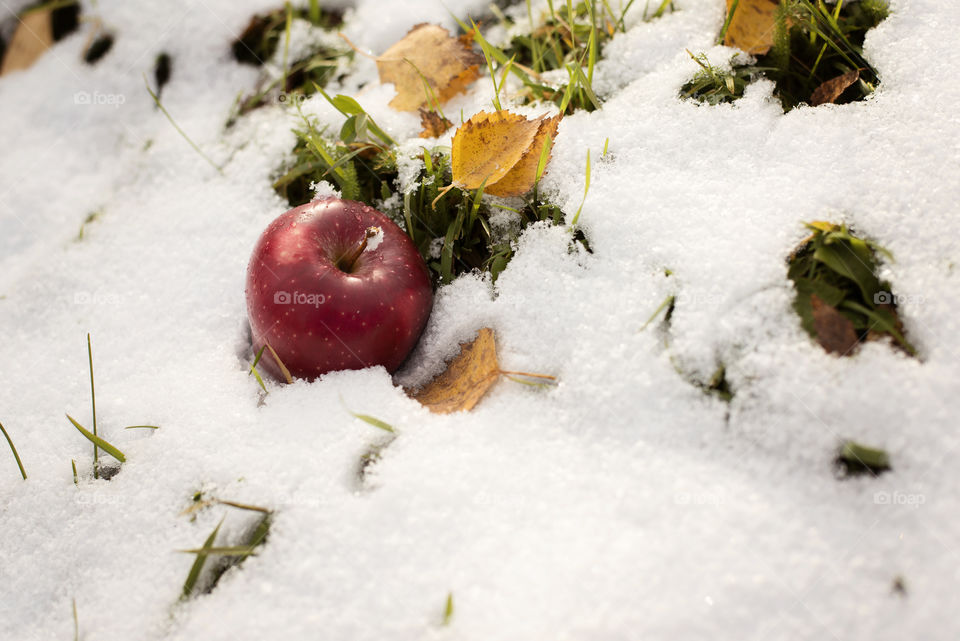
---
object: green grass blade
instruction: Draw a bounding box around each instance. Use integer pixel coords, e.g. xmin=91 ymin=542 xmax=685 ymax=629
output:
xmin=282 ymin=2 xmax=292 ymax=93
xmin=534 ymin=133 xmax=554 ymax=186
xmin=719 ymin=0 xmax=739 ymax=43
xmin=350 ymin=412 xmax=395 ymax=433
xmin=0 ymin=420 xmax=27 ymax=480
xmin=443 ymin=592 xmax=454 ymax=625
xmin=143 ymin=75 xmax=223 ymax=175
xmin=639 ymin=294 xmax=675 ymax=331
xmin=66 ymin=414 xmax=126 ymax=464
xmin=216 ymin=499 xmax=272 ymax=513
xmin=123 ymin=425 xmax=160 ymax=430
xmin=250 ymin=344 xmax=267 ymax=377
xmin=180 ymin=546 xmax=259 ymax=556
xmin=71 ymin=459 xmax=78 ymax=485
xmin=72 ymin=598 xmax=78 ymax=641
xmin=181 ymin=518 xmax=223 ymax=600
xmin=571 ymin=149 xmax=591 ymax=226
xmin=87 ymin=334 xmax=98 ymax=479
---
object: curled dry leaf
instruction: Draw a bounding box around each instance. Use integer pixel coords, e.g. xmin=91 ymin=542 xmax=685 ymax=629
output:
xmin=810 ymin=69 xmax=861 ymax=106
xmin=451 ymin=110 xmax=561 ymax=198
xmin=723 ymin=0 xmax=780 ymax=56
xmin=377 ymin=23 xmax=483 ymax=112
xmin=810 ymin=294 xmax=859 ymax=356
xmin=419 ymin=108 xmax=453 ymax=138
xmin=1 ymin=10 xmax=53 ymax=76
xmin=410 ymin=328 xmax=500 ymax=414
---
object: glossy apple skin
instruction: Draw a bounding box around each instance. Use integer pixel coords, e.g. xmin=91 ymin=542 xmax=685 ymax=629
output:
xmin=245 ymin=198 xmax=432 ymax=381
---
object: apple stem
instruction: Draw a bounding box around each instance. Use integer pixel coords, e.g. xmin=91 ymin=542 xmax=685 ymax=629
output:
xmin=338 ymin=226 xmax=379 ymax=272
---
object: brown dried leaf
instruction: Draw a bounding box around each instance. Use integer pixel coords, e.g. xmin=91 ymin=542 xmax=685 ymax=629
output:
xmin=0 ymin=10 xmax=54 ymax=76
xmin=723 ymin=0 xmax=780 ymax=56
xmin=811 ymin=294 xmax=859 ymax=356
xmin=377 ymin=24 xmax=483 ymax=112
xmin=410 ymin=328 xmax=500 ymax=414
xmin=810 ymin=69 xmax=861 ymax=106
xmin=418 ymin=108 xmax=453 ymax=138
xmin=451 ymin=110 xmax=560 ymax=197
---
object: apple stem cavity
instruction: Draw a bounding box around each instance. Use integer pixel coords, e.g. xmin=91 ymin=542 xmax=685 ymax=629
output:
xmin=337 ymin=226 xmax=380 ymax=273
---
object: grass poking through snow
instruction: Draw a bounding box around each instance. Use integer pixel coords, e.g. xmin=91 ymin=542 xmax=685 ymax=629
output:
xmin=682 ymin=0 xmax=888 ymax=111
xmin=0 ymin=420 xmax=27 ymax=480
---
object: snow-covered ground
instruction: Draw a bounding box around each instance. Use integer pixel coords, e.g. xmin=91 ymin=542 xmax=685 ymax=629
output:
xmin=1 ymin=0 xmax=959 ymax=638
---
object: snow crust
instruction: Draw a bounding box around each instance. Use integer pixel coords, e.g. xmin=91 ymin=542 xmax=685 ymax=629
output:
xmin=1 ymin=0 xmax=959 ymax=639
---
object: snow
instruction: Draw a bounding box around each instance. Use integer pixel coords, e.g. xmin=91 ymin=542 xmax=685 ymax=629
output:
xmin=1 ymin=0 xmax=959 ymax=639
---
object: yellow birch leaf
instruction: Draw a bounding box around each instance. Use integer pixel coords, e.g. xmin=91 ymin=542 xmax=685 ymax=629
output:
xmin=0 ymin=10 xmax=53 ymax=76
xmin=450 ymin=111 xmax=543 ymax=194
xmin=484 ymin=114 xmax=561 ymax=197
xmin=377 ymin=24 xmax=483 ymax=112
xmin=723 ymin=0 xmax=780 ymax=56
xmin=410 ymin=328 xmax=500 ymax=414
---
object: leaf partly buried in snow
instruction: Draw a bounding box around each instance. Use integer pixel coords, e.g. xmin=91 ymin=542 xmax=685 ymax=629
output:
xmin=410 ymin=328 xmax=500 ymax=414
xmin=451 ymin=111 xmax=561 ymax=197
xmin=419 ymin=108 xmax=453 ymax=138
xmin=0 ymin=9 xmax=53 ymax=76
xmin=723 ymin=0 xmax=780 ymax=56
xmin=377 ymin=23 xmax=483 ymax=112
xmin=810 ymin=294 xmax=859 ymax=356
xmin=810 ymin=69 xmax=860 ymax=106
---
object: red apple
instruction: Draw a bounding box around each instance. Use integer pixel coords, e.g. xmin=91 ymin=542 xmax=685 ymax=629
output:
xmin=245 ymin=198 xmax=432 ymax=381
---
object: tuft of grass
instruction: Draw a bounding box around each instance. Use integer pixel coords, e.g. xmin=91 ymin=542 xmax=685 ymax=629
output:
xmin=788 ymin=223 xmax=914 ymax=356
xmin=679 ymin=50 xmax=759 ymax=105
xmin=181 ymin=517 xmax=223 ymax=600
xmin=274 ymin=105 xmax=587 ymax=286
xmin=180 ymin=511 xmax=272 ymax=600
xmin=229 ymin=5 xmax=351 ymax=119
xmin=0 ymin=420 xmax=27 ymax=480
xmin=683 ymin=0 xmax=888 ymax=111
xmin=837 ymin=439 xmax=890 ymax=476
xmin=232 ymin=4 xmax=344 ymax=66
xmin=68 ymin=335 xmax=157 ymax=479
xmin=457 ymin=1 xmax=617 ymax=116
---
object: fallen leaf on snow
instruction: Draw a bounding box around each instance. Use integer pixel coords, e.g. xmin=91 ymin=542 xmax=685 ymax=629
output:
xmin=723 ymin=0 xmax=780 ymax=56
xmin=810 ymin=294 xmax=859 ymax=355
xmin=419 ymin=108 xmax=453 ymax=138
xmin=377 ymin=23 xmax=483 ymax=112
xmin=1 ymin=9 xmax=53 ymax=76
xmin=810 ymin=69 xmax=860 ymax=106
xmin=450 ymin=110 xmax=561 ymax=198
xmin=410 ymin=328 xmax=500 ymax=414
